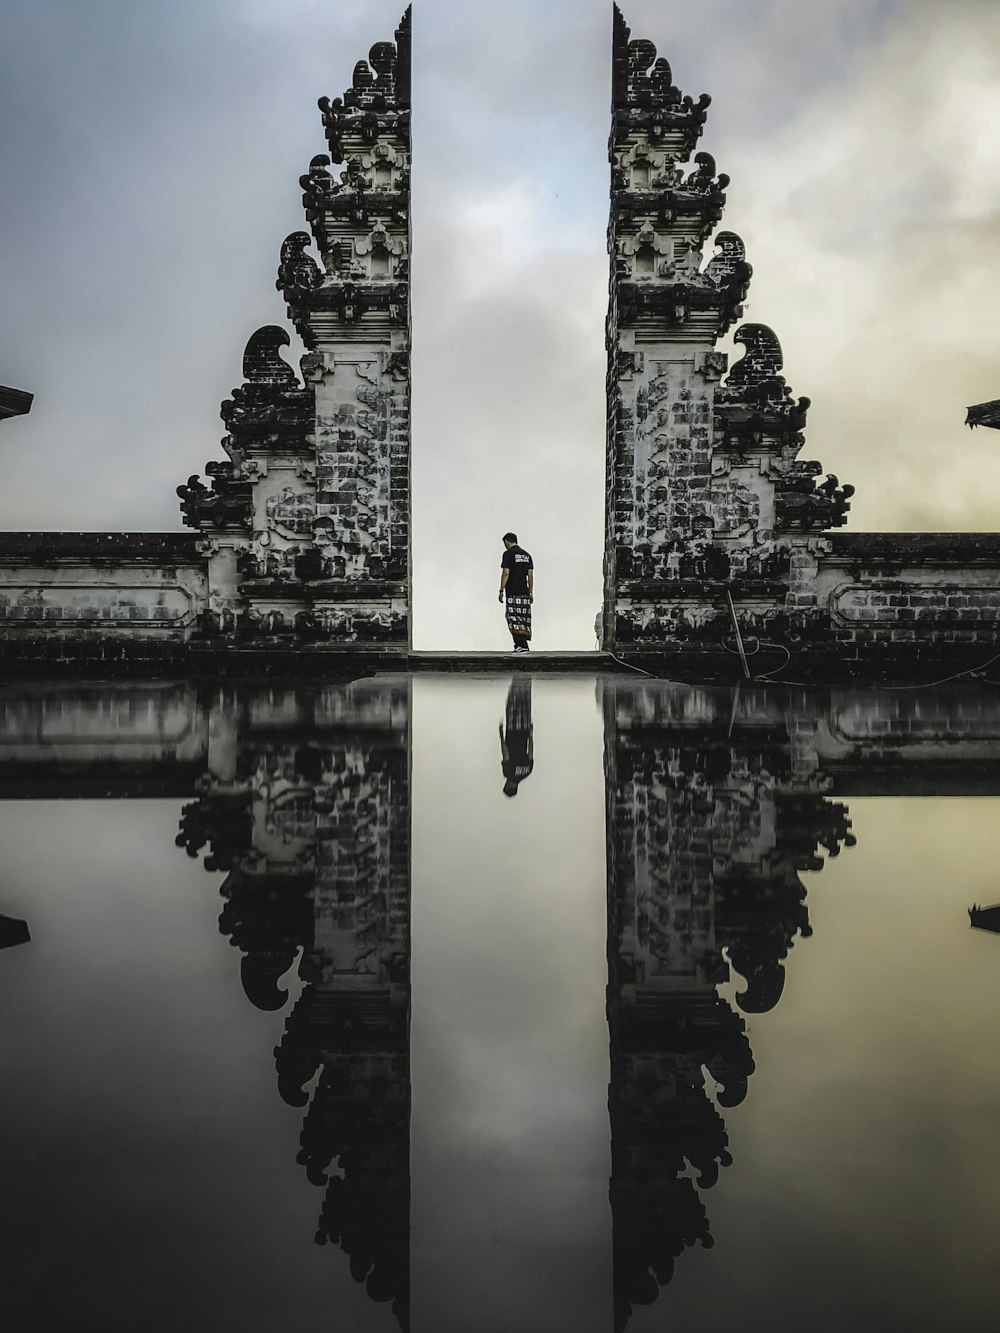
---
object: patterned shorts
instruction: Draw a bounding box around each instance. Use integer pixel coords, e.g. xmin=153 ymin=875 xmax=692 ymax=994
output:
xmin=505 ymin=594 xmax=532 ymax=638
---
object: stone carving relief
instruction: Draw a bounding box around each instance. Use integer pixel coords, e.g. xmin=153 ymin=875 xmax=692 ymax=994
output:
xmin=358 ymin=141 xmax=406 ymax=190
xmin=0 ymin=581 xmax=196 ymax=628
xmin=355 ymin=221 xmax=405 ymax=280
xmin=265 ymin=487 xmax=317 ymax=541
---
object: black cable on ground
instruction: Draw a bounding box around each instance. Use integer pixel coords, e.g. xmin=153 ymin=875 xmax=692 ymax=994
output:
xmin=720 ymin=635 xmax=1000 ymax=690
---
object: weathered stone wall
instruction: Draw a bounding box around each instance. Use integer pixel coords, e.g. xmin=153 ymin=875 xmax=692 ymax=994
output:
xmin=793 ymin=534 xmax=1000 ymax=666
xmin=0 ymin=534 xmax=208 ymax=671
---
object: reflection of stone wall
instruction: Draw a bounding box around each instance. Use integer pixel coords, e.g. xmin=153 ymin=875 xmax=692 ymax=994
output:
xmin=0 ymin=679 xmax=206 ymax=796
xmin=5 ymin=676 xmax=1000 ymax=799
xmin=7 ymin=674 xmax=1000 ymax=1324
xmin=603 ymin=677 xmax=852 ymax=1325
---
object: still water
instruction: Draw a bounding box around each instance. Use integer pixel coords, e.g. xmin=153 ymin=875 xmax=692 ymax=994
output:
xmin=1 ymin=674 xmax=1000 ymax=1332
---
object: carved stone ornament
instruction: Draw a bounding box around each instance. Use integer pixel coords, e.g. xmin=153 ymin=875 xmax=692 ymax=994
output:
xmin=266 ymin=487 xmax=317 ymax=540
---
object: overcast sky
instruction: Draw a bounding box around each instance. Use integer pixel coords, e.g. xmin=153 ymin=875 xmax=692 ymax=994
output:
xmin=2 ymin=0 xmax=1000 ymax=649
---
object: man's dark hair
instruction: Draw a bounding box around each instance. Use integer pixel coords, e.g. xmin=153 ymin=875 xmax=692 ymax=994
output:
xmin=502 ymin=531 xmax=518 ymax=544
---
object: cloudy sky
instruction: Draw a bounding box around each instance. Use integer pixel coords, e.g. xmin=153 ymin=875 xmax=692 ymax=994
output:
xmin=1 ymin=0 xmax=1000 ymax=649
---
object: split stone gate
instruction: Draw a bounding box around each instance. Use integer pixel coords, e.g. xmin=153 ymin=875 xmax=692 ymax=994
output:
xmin=2 ymin=5 xmax=1000 ymax=680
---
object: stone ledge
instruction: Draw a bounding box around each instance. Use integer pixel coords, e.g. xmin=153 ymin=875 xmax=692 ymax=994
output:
xmin=618 ymin=580 xmax=790 ymax=599
xmin=0 ymin=532 xmax=205 ymax=563
xmin=0 ymin=645 xmax=632 ymax=680
xmin=826 ymin=533 xmax=1000 ymax=565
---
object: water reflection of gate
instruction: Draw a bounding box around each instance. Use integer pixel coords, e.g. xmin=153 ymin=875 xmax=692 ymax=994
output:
xmin=602 ymin=683 xmax=853 ymax=1326
xmin=175 ymin=681 xmax=413 ymax=1329
xmin=601 ymin=680 xmax=1000 ymax=1325
xmin=0 ymin=678 xmax=414 ymax=1329
xmin=3 ymin=678 xmax=1000 ymax=1330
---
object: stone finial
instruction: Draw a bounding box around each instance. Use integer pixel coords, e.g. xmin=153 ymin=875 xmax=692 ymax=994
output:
xmin=221 ymin=325 xmax=311 ymax=443
xmin=277 ymin=233 xmax=322 ymax=298
xmin=177 ymin=325 xmax=311 ymax=531
xmin=704 ymin=231 xmax=750 ymax=286
xmin=726 ymin=323 xmax=785 ymax=387
xmin=612 ymin=4 xmax=710 ymax=133
xmin=720 ymin=322 xmax=805 ymax=421
xmin=176 ymin=464 xmax=252 ymax=531
xmin=720 ymin=322 xmax=812 ymax=432
xmin=241 ymin=325 xmax=298 ymax=385
xmin=318 ymin=7 xmax=412 ymax=163
xmin=300 ymin=153 xmax=338 ymax=219
xmin=711 ymin=324 xmax=855 ymax=529
xmin=277 ymin=232 xmax=323 ymax=339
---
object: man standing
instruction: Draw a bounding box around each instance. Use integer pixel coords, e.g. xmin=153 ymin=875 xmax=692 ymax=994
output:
xmin=498 ymin=532 xmax=534 ymax=652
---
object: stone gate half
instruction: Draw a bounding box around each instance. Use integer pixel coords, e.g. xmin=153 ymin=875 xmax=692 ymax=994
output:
xmin=604 ymin=6 xmax=1000 ymax=680
xmin=0 ymin=10 xmax=412 ymax=670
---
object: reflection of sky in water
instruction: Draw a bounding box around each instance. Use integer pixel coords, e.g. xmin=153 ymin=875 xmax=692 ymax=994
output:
xmin=412 ymin=679 xmax=610 ymax=1332
xmin=0 ymin=802 xmax=389 ymax=1332
xmin=0 ymin=678 xmax=999 ymax=1331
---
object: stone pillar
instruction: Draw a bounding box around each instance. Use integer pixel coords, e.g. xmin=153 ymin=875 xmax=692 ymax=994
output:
xmin=604 ymin=8 xmax=852 ymax=656
xmin=177 ymin=9 xmax=412 ymax=653
xmin=291 ymin=7 xmax=412 ymax=649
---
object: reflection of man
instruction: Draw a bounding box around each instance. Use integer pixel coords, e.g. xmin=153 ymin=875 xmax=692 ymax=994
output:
xmin=498 ymin=532 xmax=534 ymax=652
xmin=499 ymin=676 xmax=534 ymax=797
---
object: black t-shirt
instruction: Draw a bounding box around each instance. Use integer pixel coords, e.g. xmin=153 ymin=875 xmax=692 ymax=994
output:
xmin=501 ymin=545 xmax=533 ymax=596
xmin=502 ymin=749 xmax=534 ymax=784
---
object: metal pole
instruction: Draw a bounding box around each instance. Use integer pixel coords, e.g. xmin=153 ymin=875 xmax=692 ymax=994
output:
xmin=725 ymin=588 xmax=752 ymax=681
xmin=727 ymin=682 xmax=742 ymax=738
